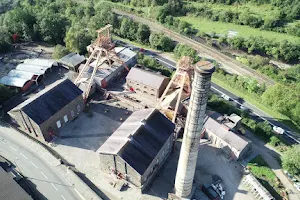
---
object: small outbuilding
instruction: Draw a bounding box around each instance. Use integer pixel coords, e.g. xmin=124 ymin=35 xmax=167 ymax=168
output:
xmin=8 ymin=78 xmax=84 ymax=142
xmin=126 ymin=67 xmax=170 ymax=99
xmin=59 ymin=53 xmax=86 ymax=72
xmin=98 ymin=108 xmax=175 ymax=190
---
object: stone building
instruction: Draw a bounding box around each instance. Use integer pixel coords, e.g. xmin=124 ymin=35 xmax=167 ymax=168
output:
xmin=126 ymin=67 xmax=169 ymax=99
xmin=97 ymin=108 xmax=175 ymax=190
xmin=8 ymin=78 xmax=84 ymax=142
xmin=202 ymin=116 xmax=251 ymax=160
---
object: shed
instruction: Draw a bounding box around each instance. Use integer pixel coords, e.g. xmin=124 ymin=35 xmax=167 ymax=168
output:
xmin=126 ymin=67 xmax=169 ymax=99
xmin=98 ymin=108 xmax=175 ymax=190
xmin=59 ymin=53 xmax=86 ymax=71
xmin=115 ymin=47 xmax=137 ymax=67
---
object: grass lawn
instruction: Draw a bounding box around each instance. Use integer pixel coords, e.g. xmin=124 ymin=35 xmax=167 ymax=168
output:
xmin=247 ymin=155 xmax=285 ymax=199
xmin=185 ymin=1 xmax=276 ymax=18
xmin=178 ymin=16 xmax=300 ymax=43
xmin=212 ymin=75 xmax=300 ymax=133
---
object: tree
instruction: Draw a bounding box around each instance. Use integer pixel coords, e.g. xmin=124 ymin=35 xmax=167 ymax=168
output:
xmin=37 ymin=10 xmax=68 ymax=44
xmin=65 ymin=26 xmax=92 ymax=54
xmin=282 ymin=145 xmax=300 ymax=175
xmin=0 ymin=27 xmax=11 ymax=53
xmin=3 ymin=7 xmax=36 ymax=40
xmin=53 ymin=44 xmax=70 ymax=59
xmin=136 ymin=24 xmax=150 ymax=43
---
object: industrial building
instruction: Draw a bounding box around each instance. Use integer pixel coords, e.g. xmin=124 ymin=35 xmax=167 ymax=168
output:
xmin=114 ymin=47 xmax=137 ymax=67
xmin=59 ymin=53 xmax=86 ymax=71
xmin=98 ymin=108 xmax=175 ymax=190
xmin=202 ymin=116 xmax=251 ymax=160
xmin=78 ymin=60 xmax=125 ymax=90
xmin=126 ymin=67 xmax=170 ymax=99
xmin=8 ymin=78 xmax=84 ymax=142
xmin=0 ymin=167 xmax=32 ymax=200
xmin=0 ymin=59 xmax=57 ymax=92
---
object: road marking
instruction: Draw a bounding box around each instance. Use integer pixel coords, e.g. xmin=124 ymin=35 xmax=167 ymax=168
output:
xmin=9 ymin=146 xmax=17 ymax=151
xmin=61 ymin=195 xmax=66 ymax=200
xmin=51 ymin=183 xmax=59 ymax=191
xmin=20 ymin=153 xmax=28 ymax=159
xmin=41 ymin=171 xmax=48 ymax=179
xmin=30 ymin=161 xmax=38 ymax=168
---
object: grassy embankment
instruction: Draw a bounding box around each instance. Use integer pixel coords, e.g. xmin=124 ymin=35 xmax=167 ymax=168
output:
xmin=212 ymin=75 xmax=300 ymax=133
xmin=247 ymin=155 xmax=286 ymax=200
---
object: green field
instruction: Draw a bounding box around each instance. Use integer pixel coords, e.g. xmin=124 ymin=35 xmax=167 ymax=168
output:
xmin=185 ymin=1 xmax=276 ymax=18
xmin=178 ymin=16 xmax=300 ymax=42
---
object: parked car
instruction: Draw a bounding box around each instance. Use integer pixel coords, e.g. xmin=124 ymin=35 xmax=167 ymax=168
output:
xmin=294 ymin=182 xmax=300 ymax=191
xmin=240 ymin=105 xmax=250 ymax=112
xmin=273 ymin=126 xmax=285 ymax=134
xmin=221 ymin=94 xmax=231 ymax=101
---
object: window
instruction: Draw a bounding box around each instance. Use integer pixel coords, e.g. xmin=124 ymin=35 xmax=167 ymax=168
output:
xmin=71 ymin=110 xmax=75 ymax=117
xmin=77 ymin=105 xmax=81 ymax=112
xmin=56 ymin=120 xmax=61 ymax=128
xmin=63 ymin=115 xmax=68 ymax=123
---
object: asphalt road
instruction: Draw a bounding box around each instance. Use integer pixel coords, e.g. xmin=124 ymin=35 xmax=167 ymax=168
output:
xmin=0 ymin=131 xmax=79 ymax=200
xmin=118 ymin=41 xmax=299 ymax=144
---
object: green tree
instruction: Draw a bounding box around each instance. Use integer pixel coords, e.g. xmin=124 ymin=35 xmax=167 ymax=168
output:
xmin=37 ymin=10 xmax=68 ymax=44
xmin=65 ymin=26 xmax=92 ymax=54
xmin=136 ymin=24 xmax=150 ymax=43
xmin=282 ymin=145 xmax=300 ymax=175
xmin=0 ymin=27 xmax=11 ymax=53
xmin=53 ymin=44 xmax=70 ymax=59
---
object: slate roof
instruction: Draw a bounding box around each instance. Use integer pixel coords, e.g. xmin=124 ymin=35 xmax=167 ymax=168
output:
xmin=204 ymin=117 xmax=250 ymax=152
xmin=98 ymin=108 xmax=175 ymax=175
xmin=115 ymin=47 xmax=137 ymax=63
xmin=59 ymin=53 xmax=86 ymax=68
xmin=126 ymin=67 xmax=169 ymax=89
xmin=0 ymin=167 xmax=32 ymax=200
xmin=10 ymin=78 xmax=83 ymax=125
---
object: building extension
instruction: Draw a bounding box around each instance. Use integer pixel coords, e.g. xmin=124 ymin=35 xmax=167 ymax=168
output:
xmin=97 ymin=108 xmax=175 ymax=190
xmin=8 ymin=78 xmax=84 ymax=142
xmin=59 ymin=53 xmax=86 ymax=72
xmin=126 ymin=67 xmax=170 ymax=99
xmin=203 ymin=116 xmax=251 ymax=160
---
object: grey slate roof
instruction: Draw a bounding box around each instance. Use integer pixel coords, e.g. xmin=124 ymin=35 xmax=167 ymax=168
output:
xmin=126 ymin=67 xmax=169 ymax=89
xmin=10 ymin=78 xmax=83 ymax=125
xmin=0 ymin=167 xmax=33 ymax=200
xmin=98 ymin=108 xmax=175 ymax=175
xmin=204 ymin=117 xmax=249 ymax=152
xmin=59 ymin=53 xmax=86 ymax=68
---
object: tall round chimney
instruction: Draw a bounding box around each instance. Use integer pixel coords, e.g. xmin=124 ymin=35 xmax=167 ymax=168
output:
xmin=174 ymin=61 xmax=215 ymax=198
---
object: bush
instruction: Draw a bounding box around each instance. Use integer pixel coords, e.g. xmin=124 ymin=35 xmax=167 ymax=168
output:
xmin=269 ymin=136 xmax=281 ymax=147
xmin=53 ymin=45 xmax=69 ymax=59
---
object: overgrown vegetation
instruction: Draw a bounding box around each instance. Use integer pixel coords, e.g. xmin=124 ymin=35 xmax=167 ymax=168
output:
xmin=247 ymin=155 xmax=286 ymax=200
xmin=137 ymin=53 xmax=173 ymax=77
xmin=282 ymin=145 xmax=300 ymax=176
xmin=0 ymin=85 xmax=18 ymax=104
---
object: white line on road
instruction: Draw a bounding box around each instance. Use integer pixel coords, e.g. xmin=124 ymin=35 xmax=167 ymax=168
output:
xmin=61 ymin=195 xmax=66 ymax=200
xmin=30 ymin=161 xmax=38 ymax=168
xmin=41 ymin=171 xmax=48 ymax=180
xmin=20 ymin=153 xmax=28 ymax=159
xmin=51 ymin=183 xmax=59 ymax=191
xmin=9 ymin=146 xmax=17 ymax=151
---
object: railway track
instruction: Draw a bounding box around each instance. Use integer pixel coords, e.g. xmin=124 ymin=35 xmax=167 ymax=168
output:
xmin=114 ymin=9 xmax=275 ymax=85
